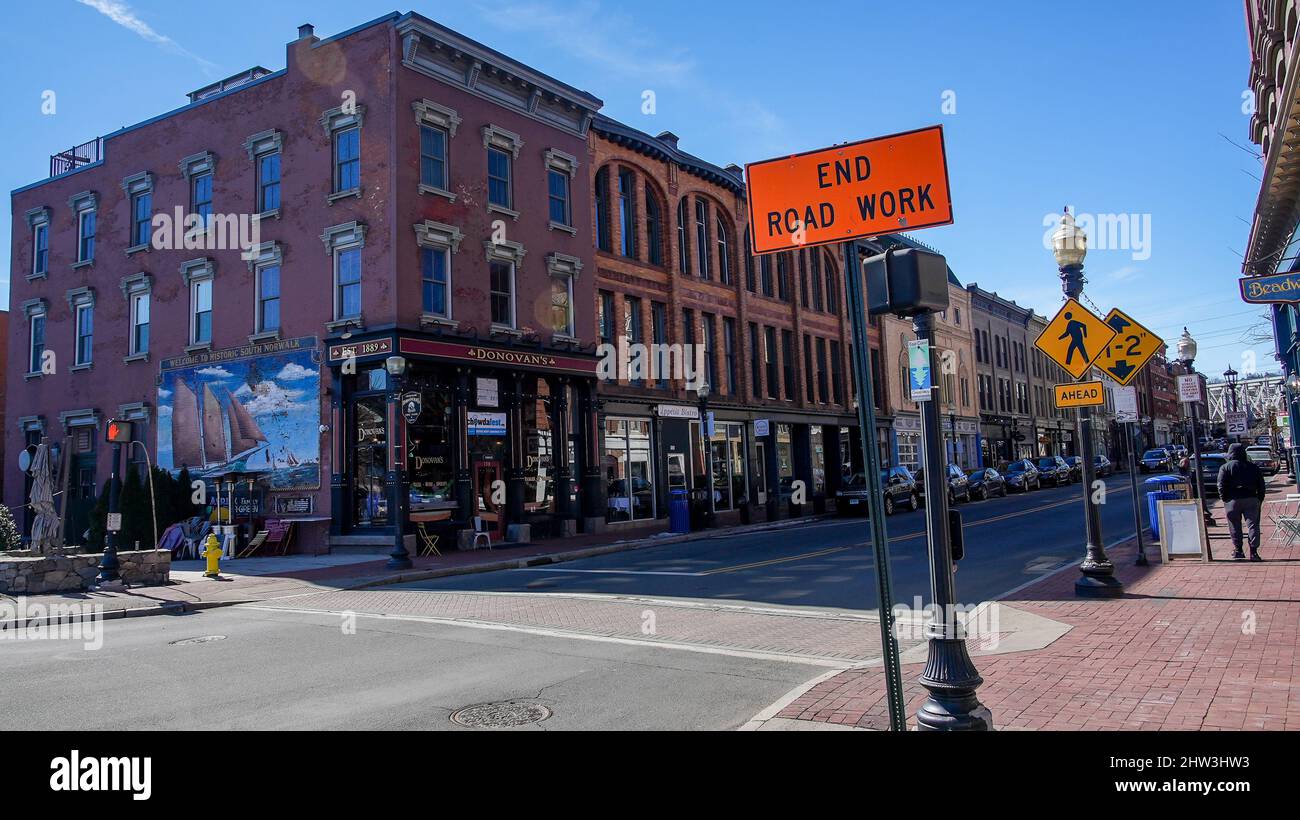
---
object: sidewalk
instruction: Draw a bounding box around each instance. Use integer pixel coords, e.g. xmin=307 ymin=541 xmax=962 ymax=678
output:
xmin=759 ymin=475 xmax=1300 ymax=731
xmin=0 ymin=513 xmax=830 ymax=628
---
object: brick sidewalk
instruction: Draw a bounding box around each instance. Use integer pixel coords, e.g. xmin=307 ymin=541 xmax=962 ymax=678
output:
xmin=774 ymin=476 xmax=1300 ymax=730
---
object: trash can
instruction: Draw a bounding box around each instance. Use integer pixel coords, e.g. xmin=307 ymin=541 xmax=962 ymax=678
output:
xmin=669 ymin=489 xmax=690 ymax=534
xmin=1143 ymin=474 xmax=1188 ymax=539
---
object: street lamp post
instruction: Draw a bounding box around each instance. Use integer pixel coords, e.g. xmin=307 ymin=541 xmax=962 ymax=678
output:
xmin=1053 ymin=209 xmax=1121 ymax=598
xmin=1224 ymin=365 xmax=1240 ymax=415
xmin=385 ymin=355 xmax=413 ymax=570
xmin=1178 ymin=330 xmax=1215 ymax=533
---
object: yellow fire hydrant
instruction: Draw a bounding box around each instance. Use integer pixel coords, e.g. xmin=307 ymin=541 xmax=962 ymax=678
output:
xmin=202 ymin=532 xmax=222 ymax=579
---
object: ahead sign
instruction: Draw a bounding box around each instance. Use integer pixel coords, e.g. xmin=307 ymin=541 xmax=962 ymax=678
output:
xmin=745 ymin=125 xmax=954 ymax=255
xmin=1054 ymin=381 xmax=1106 ymax=408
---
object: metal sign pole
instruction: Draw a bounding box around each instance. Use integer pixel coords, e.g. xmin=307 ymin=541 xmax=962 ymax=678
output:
xmin=1127 ymin=421 xmax=1147 ymax=566
xmin=842 ymin=240 xmax=906 ymax=731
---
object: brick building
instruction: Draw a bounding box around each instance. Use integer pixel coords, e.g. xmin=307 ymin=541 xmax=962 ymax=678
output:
xmin=588 ymin=117 xmax=883 ymax=527
xmin=6 ymin=13 xmax=608 ymax=548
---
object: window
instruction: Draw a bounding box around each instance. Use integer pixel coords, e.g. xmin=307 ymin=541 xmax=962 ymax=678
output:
xmin=804 ymin=335 xmax=815 ymax=402
xmin=548 ymin=168 xmax=571 ymax=226
xmin=716 ymin=215 xmax=731 ymax=284
xmin=816 ymin=338 xmax=829 ymax=403
xmin=334 ymin=127 xmax=360 ymax=193
xmin=421 ymin=125 xmax=448 ymax=190
xmin=595 ymin=167 xmax=612 ymax=252
xmin=695 ymin=199 xmax=711 ymax=279
xmin=749 ymin=322 xmax=762 ymax=398
xmin=626 ymin=297 xmax=643 ymax=386
xmin=618 ymin=169 xmax=637 ymax=257
xmin=798 ymin=252 xmax=810 ymax=308
xmin=26 ymin=303 xmax=46 ymax=374
xmin=487 ymin=146 xmax=511 ymax=208
xmin=703 ymin=313 xmax=718 ymax=392
xmin=77 ymin=209 xmax=95 ymax=263
xmin=131 ymin=291 xmax=150 ymax=356
xmin=75 ymin=303 xmax=93 ymax=366
xmin=546 ymin=252 xmax=582 ymax=338
xmin=599 ymin=291 xmax=615 ymax=343
xmin=335 ymin=246 xmax=362 ymax=320
xmin=781 ymin=330 xmax=795 ymax=399
xmin=677 ymin=198 xmax=691 ymax=274
xmin=191 ymin=172 xmax=213 ymax=227
xmin=824 ymin=257 xmax=839 ymax=313
xmin=646 ymin=190 xmax=664 ymax=266
xmin=723 ymin=317 xmax=737 ymax=395
xmin=652 ymin=302 xmax=668 ymax=388
xmin=191 ymin=279 xmax=212 ymax=345
xmin=132 ymin=192 xmax=152 ymax=248
xmin=490 ymin=260 xmax=514 ymax=327
xmin=421 ymin=248 xmax=448 ymax=318
xmin=760 ymin=255 xmax=773 ymax=297
xmin=776 ymin=253 xmax=790 ymax=301
xmin=810 ymin=250 xmax=824 ymax=311
xmin=258 ymin=264 xmax=281 ymax=333
xmin=32 ymin=222 xmax=48 ymax=276
xmin=257 ymin=150 xmax=281 ymax=212
xmin=831 ymin=340 xmax=844 ymax=404
xmin=764 ymin=327 xmax=778 ymax=399
xmin=744 ymin=228 xmax=756 ymax=292
xmin=682 ymin=308 xmax=695 ymax=346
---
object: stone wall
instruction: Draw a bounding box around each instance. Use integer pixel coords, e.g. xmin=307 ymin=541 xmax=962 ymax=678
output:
xmin=0 ymin=549 xmax=170 ymax=594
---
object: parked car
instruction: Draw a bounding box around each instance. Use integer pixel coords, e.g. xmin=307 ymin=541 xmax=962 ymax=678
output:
xmin=1002 ymin=459 xmax=1041 ymax=492
xmin=965 ymin=467 xmax=1007 ymax=500
xmin=1036 ymin=456 xmax=1072 ymax=487
xmin=1139 ymin=448 xmax=1172 ymax=473
xmin=835 ymin=466 xmax=919 ymax=516
xmin=1256 ymin=435 xmax=1273 ymax=447
xmin=1063 ymin=456 xmax=1084 ymax=482
xmin=1093 ymin=454 xmax=1113 ymax=477
xmin=1245 ymin=445 xmax=1279 ymax=475
xmin=1197 ymin=453 xmax=1228 ymax=495
xmin=914 ymin=463 xmax=972 ymax=506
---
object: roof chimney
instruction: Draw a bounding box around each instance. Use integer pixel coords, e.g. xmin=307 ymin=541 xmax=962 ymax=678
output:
xmin=656 ymin=131 xmax=680 ymax=149
xmin=298 ymin=23 xmax=315 ymax=40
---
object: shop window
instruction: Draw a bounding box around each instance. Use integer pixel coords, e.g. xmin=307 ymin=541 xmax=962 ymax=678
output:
xmin=810 ymin=426 xmax=826 ymax=495
xmin=604 ymin=417 xmax=654 ymax=522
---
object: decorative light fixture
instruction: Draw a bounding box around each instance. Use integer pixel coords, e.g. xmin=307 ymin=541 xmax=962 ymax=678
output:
xmin=1051 ymin=208 xmax=1087 ymax=269
xmin=1176 ymin=327 xmax=1197 ymax=365
xmin=385 ymin=355 xmax=407 ymax=377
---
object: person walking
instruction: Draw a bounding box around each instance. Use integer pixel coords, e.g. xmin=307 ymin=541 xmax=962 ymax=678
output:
xmin=1217 ymin=443 xmax=1267 ymax=561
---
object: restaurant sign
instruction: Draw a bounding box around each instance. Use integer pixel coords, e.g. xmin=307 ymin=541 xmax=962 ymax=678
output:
xmin=327 ymin=336 xmax=394 ymax=363
xmin=1240 ymin=270 xmax=1300 ymax=304
xmin=399 ymin=337 xmax=599 ymax=375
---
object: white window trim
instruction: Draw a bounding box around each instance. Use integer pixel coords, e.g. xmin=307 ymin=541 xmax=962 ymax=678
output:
xmin=26 ymin=207 xmax=49 ymax=280
xmin=66 ymin=287 xmax=96 ymax=370
xmin=545 ymin=148 xmax=578 ymax=232
xmin=23 ymin=298 xmax=48 ymax=378
xmin=181 ymin=258 xmax=215 ymax=350
xmin=122 ymin=171 xmax=154 ymax=254
xmin=120 ymin=272 xmax=152 ymax=361
xmin=69 ymin=191 xmax=97 ymax=266
xmin=332 ymin=245 xmax=363 ymax=323
xmin=321 ymin=223 xmax=366 ymax=330
xmin=550 ymin=273 xmax=575 ymax=340
xmin=189 ymin=279 xmax=213 ymax=349
xmin=245 ymin=241 xmax=283 ymax=340
xmin=244 ymin=130 xmax=283 ymax=218
xmin=414 ymin=220 xmax=463 ymax=327
xmin=414 ymin=99 xmax=460 ymax=201
xmin=321 ymin=105 xmax=365 ymax=201
xmin=484 ymin=239 xmax=526 ymax=333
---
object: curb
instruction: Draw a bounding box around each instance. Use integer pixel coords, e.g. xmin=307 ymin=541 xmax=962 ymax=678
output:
xmin=0 ymin=598 xmax=253 ymax=631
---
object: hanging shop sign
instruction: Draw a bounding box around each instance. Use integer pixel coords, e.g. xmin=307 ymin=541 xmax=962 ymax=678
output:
xmin=401 ymin=391 xmax=423 ymax=424
xmin=656 ymin=404 xmax=699 ymax=419
xmin=745 ymin=125 xmax=954 ymax=255
xmin=1239 ymin=270 xmax=1300 ymax=304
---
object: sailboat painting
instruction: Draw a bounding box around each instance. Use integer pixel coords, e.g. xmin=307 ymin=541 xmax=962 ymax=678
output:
xmin=158 ymin=341 xmax=321 ymax=490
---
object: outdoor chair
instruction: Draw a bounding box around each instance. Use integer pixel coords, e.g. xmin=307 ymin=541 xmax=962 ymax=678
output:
xmin=416 ymin=522 xmax=442 ymax=557
xmin=471 ymin=516 xmax=493 ymax=551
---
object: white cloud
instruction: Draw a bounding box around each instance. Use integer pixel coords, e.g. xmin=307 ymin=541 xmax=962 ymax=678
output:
xmin=239 ymin=381 xmax=307 ymax=417
xmin=157 ymin=404 xmax=172 ymax=418
xmin=196 ymin=366 xmax=233 ymax=379
xmin=275 ymin=362 xmax=316 ymax=381
xmin=76 ymin=0 xmax=218 ymax=74
xmin=157 ymin=387 xmax=172 ymax=399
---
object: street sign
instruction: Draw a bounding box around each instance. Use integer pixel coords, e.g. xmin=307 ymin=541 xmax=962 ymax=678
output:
xmin=1240 ymin=270 xmax=1300 ymax=304
xmin=1177 ymin=374 xmax=1202 ymax=403
xmin=1092 ymin=308 xmax=1164 ymax=387
xmin=105 ymin=418 xmax=132 ymax=444
xmin=1226 ymin=411 xmax=1248 ymax=436
xmin=1115 ymin=385 xmax=1138 ymax=422
xmin=1034 ymin=298 xmax=1117 ymax=380
xmin=1054 ymin=380 xmax=1106 ymax=408
xmin=907 ymin=339 xmax=932 ymax=401
xmin=106 ymin=513 xmax=122 ymax=533
xmin=745 ymin=125 xmax=953 ymax=255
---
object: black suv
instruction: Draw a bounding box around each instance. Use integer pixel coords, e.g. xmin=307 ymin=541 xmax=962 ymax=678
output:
xmin=835 ymin=466 xmax=919 ymax=516
xmin=1003 ymin=459 xmax=1041 ymax=492
xmin=1036 ymin=456 xmax=1072 ymax=487
xmin=915 ymin=463 xmax=972 ymax=506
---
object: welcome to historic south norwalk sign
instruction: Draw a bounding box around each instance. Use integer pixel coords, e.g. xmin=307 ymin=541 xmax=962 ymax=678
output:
xmin=1240 ymin=270 xmax=1300 ymax=303
xmin=744 ymin=125 xmax=954 ymax=255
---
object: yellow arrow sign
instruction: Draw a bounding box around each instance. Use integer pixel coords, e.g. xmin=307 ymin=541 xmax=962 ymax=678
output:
xmin=1054 ymin=380 xmax=1105 ymax=408
xmin=1034 ymin=298 xmax=1117 ymax=380
xmin=1091 ymin=308 xmax=1165 ymax=387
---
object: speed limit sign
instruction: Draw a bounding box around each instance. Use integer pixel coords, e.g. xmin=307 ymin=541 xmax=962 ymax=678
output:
xmin=1226 ymin=411 xmax=1248 ymax=436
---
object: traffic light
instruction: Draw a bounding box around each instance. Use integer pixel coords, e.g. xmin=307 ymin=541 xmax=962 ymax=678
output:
xmin=105 ymin=418 xmax=132 ymax=444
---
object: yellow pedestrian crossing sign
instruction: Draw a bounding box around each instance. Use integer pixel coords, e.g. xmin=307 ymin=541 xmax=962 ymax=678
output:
xmin=1091 ymin=308 xmax=1164 ymax=387
xmin=1034 ymin=298 xmax=1116 ymax=380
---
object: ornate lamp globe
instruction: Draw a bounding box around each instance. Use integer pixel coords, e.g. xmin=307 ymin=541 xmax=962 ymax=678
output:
xmin=1176 ymin=328 xmax=1197 ymax=365
xmin=1051 ymin=207 xmax=1088 ymax=269
xmin=696 ymin=379 xmax=711 ymax=401
xmin=385 ymin=355 xmax=407 ymax=376
xmin=1287 ymin=371 xmax=1300 ymax=393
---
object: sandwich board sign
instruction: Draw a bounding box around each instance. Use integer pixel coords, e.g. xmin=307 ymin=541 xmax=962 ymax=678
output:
xmin=1034 ymin=298 xmax=1117 ymax=380
xmin=745 ymin=125 xmax=954 ymax=255
xmin=1092 ymin=308 xmax=1164 ymax=387
xmin=1054 ymin=380 xmax=1105 ymax=408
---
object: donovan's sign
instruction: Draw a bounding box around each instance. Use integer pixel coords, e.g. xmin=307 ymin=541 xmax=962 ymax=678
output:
xmin=1240 ymin=270 xmax=1300 ymax=303
xmin=745 ymin=125 xmax=954 ymax=255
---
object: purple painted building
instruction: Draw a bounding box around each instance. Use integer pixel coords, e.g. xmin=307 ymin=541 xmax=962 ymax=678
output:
xmin=6 ymin=13 xmax=606 ymax=550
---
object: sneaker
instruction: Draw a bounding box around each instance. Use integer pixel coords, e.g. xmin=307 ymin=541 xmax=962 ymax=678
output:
xmin=1250 ymin=553 xmax=1263 ymax=562
xmin=1232 ymin=550 xmax=1246 ymax=560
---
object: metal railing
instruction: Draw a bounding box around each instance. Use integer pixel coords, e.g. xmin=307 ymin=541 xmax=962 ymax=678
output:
xmin=49 ymin=137 xmax=104 ymax=178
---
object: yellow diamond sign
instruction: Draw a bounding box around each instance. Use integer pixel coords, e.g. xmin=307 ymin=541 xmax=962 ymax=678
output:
xmin=1091 ymin=308 xmax=1165 ymax=387
xmin=1034 ymin=298 xmax=1117 ymax=380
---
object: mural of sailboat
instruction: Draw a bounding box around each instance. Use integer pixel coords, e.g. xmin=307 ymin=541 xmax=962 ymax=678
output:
xmin=170 ymin=381 xmax=269 ymax=474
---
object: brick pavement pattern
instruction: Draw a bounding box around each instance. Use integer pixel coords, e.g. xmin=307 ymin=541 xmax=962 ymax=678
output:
xmin=777 ymin=477 xmax=1300 ymax=730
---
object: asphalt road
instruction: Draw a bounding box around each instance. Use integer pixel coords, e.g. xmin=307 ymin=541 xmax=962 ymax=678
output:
xmin=402 ymin=472 xmax=1147 ymax=611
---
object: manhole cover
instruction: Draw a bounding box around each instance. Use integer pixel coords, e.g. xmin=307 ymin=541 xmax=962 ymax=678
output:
xmin=450 ymin=700 xmax=552 ymax=728
xmin=169 ymin=635 xmax=227 ymax=646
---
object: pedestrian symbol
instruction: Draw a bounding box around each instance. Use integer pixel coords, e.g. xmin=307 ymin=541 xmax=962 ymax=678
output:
xmin=1090 ymin=307 xmax=1164 ymax=387
xmin=1034 ymin=298 xmax=1116 ymax=380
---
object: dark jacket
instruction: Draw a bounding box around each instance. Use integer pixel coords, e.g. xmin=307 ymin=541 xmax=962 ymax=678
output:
xmin=1217 ymin=444 xmax=1266 ymax=503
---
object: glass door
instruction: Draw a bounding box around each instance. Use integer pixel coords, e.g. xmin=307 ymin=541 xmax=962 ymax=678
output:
xmin=352 ymin=396 xmax=388 ymax=528
xmin=473 ymin=460 xmax=504 ymax=536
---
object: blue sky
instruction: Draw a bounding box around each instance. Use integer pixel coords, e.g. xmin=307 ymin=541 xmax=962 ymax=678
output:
xmin=1 ymin=1 xmax=1270 ymax=375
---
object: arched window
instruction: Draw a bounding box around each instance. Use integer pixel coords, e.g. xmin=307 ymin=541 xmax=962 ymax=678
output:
xmin=594 ymin=167 xmax=611 ymax=252
xmin=677 ymin=198 xmax=691 ymax=274
xmin=617 ymin=168 xmax=637 ymax=258
xmin=694 ymin=198 xmax=711 ymax=280
xmin=716 ymin=214 xmax=731 ymax=284
xmin=645 ymin=188 xmax=664 ymax=266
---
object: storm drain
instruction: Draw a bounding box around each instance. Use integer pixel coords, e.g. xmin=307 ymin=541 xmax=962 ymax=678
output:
xmin=169 ymin=635 xmax=227 ymax=646
xmin=450 ymin=700 xmax=552 ymax=728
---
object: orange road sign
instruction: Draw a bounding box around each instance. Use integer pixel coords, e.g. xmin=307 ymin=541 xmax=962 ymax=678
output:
xmin=744 ymin=125 xmax=954 ymax=255
xmin=1054 ymin=380 xmax=1106 ymax=408
xmin=1034 ymin=298 xmax=1116 ymax=380
xmin=1091 ymin=308 xmax=1164 ymax=387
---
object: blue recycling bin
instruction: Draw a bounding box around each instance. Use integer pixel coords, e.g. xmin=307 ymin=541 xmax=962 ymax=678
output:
xmin=1143 ymin=475 xmax=1188 ymax=539
xmin=669 ymin=489 xmax=690 ymax=534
